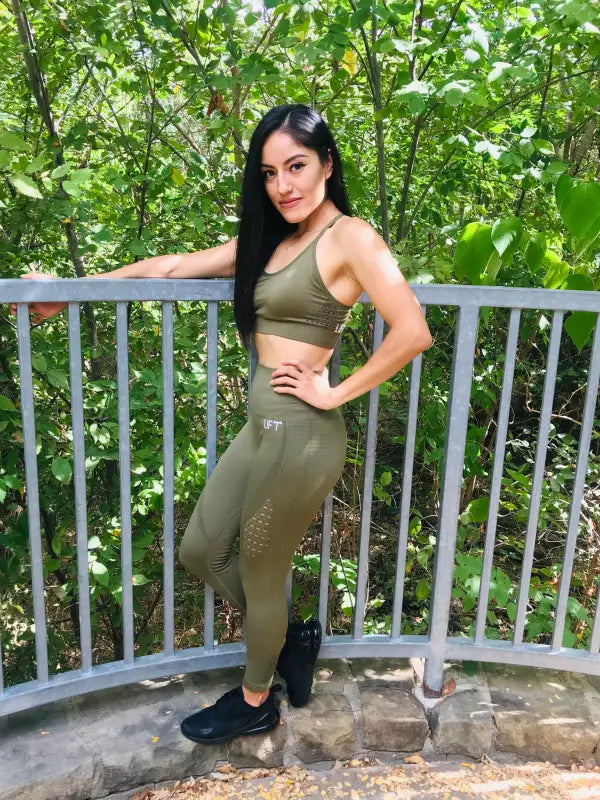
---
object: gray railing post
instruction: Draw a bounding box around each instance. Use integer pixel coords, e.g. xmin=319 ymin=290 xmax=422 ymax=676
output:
xmin=513 ymin=311 xmax=563 ymax=647
xmin=203 ymin=301 xmax=219 ymax=651
xmin=115 ymin=302 xmax=134 ymax=664
xmin=553 ymin=315 xmax=600 ymax=652
xmin=318 ymin=340 xmax=342 ymax=631
xmin=67 ymin=302 xmax=93 ymax=672
xmin=162 ymin=301 xmax=175 ymax=658
xmin=352 ymin=308 xmax=385 ymax=639
xmin=474 ymin=309 xmax=520 ymax=642
xmin=391 ymin=304 xmax=427 ymax=639
xmin=424 ymin=305 xmax=479 ymax=692
xmin=16 ymin=303 xmax=49 ymax=683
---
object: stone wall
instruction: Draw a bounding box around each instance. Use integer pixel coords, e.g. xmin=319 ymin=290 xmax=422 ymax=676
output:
xmin=2 ymin=659 xmax=600 ymax=800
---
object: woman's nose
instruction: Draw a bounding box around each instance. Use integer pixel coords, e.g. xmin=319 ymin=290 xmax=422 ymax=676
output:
xmin=277 ymin=172 xmax=292 ymax=193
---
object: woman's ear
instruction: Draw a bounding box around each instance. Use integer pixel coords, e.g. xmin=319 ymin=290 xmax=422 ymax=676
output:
xmin=326 ymin=148 xmax=333 ymax=179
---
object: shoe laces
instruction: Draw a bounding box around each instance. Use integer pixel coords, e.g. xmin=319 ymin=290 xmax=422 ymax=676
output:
xmin=214 ymin=686 xmax=243 ymax=715
xmin=213 ymin=684 xmax=282 ymax=716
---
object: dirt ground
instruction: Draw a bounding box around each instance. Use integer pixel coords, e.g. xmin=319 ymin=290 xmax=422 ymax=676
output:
xmin=123 ymin=754 xmax=600 ymax=800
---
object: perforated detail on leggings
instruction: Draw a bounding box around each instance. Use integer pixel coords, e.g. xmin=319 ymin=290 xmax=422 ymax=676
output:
xmin=242 ymin=497 xmax=274 ymax=560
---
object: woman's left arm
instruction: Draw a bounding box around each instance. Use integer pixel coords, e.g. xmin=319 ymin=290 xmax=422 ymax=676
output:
xmin=271 ymin=219 xmax=433 ymax=410
xmin=324 ymin=218 xmax=432 ymax=408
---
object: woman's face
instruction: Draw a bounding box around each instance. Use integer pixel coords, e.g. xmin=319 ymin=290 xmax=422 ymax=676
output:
xmin=260 ymin=130 xmax=333 ymax=222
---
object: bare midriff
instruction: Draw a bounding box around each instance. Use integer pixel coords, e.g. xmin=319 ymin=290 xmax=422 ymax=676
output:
xmin=254 ymin=332 xmax=335 ymax=373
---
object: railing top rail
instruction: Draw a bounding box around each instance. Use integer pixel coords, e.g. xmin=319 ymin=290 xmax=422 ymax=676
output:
xmin=1 ymin=279 xmax=600 ymax=311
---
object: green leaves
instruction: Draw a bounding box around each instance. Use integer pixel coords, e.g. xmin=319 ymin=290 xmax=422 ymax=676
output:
xmin=90 ymin=560 xmax=109 ymax=586
xmin=0 ymin=132 xmax=30 ymax=151
xmin=0 ymin=396 xmax=16 ymax=411
xmin=416 ymin=579 xmax=430 ymax=602
xmin=555 ymin=174 xmax=574 ymax=210
xmin=558 ymin=182 xmax=600 ymax=242
xmin=565 ymin=310 xmax=597 ymax=351
xmin=171 ymin=167 xmax=185 ymax=186
xmin=491 ymin=216 xmax=523 ymax=261
xmin=461 ymin=497 xmax=490 ymax=525
xmin=454 ymin=223 xmax=500 ymax=283
xmin=437 ymin=80 xmax=474 ymax=107
xmin=524 ymin=232 xmax=546 ymax=269
xmin=487 ymin=61 xmax=512 ymax=85
xmin=10 ymin=172 xmax=42 ymax=199
xmin=543 ymin=256 xmax=570 ymax=289
xmin=395 ymin=79 xmax=433 ymax=101
xmin=52 ymin=457 xmax=72 ymax=484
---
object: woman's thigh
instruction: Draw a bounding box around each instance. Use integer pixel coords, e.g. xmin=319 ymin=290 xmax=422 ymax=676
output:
xmin=239 ymin=409 xmax=347 ymax=577
xmin=180 ymin=417 xmax=259 ymax=561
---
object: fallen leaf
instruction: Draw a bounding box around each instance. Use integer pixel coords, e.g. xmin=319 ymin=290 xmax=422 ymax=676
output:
xmin=152 ymin=736 xmax=159 ymax=743
xmin=216 ymin=764 xmax=237 ymax=774
xmin=442 ymin=677 xmax=456 ymax=696
xmin=404 ymin=753 xmax=425 ymax=764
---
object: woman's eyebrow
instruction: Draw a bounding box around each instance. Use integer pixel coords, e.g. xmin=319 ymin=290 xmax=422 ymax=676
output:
xmin=260 ymin=154 xmax=308 ymax=168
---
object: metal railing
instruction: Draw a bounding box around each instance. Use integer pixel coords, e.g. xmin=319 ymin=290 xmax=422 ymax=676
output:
xmin=1 ymin=278 xmax=599 ymax=718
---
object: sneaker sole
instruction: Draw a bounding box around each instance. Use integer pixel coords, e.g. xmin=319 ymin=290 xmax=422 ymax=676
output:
xmin=180 ymin=709 xmax=280 ymax=745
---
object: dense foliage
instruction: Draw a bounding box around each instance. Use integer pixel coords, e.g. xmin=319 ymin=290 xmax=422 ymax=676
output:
xmin=1 ymin=0 xmax=599 ymax=686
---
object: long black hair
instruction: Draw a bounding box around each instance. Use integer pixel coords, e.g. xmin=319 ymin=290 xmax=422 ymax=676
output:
xmin=234 ymin=104 xmax=352 ymax=350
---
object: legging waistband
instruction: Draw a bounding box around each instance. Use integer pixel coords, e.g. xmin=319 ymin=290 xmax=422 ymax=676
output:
xmin=250 ymin=362 xmax=341 ymax=422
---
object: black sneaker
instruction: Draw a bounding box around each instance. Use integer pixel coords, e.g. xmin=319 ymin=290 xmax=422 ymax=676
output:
xmin=276 ymin=619 xmax=322 ymax=707
xmin=180 ymin=683 xmax=282 ymax=744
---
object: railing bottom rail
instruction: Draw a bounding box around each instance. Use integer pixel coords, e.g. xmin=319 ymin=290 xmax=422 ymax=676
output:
xmin=3 ymin=634 xmax=600 ymax=718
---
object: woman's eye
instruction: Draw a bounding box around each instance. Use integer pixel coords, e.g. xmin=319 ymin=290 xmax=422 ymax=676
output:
xmin=262 ymin=163 xmax=304 ymax=180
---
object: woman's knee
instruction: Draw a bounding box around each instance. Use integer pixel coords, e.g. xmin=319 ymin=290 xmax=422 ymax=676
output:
xmin=178 ymin=532 xmax=206 ymax=575
xmin=178 ymin=504 xmax=213 ymax=575
xmin=179 ymin=514 xmax=236 ymax=579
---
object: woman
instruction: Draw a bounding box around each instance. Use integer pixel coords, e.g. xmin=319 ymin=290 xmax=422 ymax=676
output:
xmin=11 ymin=103 xmax=432 ymax=745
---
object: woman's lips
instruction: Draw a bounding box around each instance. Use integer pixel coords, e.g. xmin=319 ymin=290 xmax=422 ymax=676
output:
xmin=281 ymin=198 xmax=301 ymax=207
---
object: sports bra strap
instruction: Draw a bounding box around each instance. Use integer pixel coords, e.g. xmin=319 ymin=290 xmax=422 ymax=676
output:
xmin=312 ymin=212 xmax=345 ymax=245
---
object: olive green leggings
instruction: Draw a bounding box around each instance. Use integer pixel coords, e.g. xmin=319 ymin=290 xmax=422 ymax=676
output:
xmin=178 ymin=362 xmax=347 ymax=692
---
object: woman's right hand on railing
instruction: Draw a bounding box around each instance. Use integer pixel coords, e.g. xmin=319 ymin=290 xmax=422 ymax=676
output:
xmin=9 ymin=273 xmax=67 ymax=324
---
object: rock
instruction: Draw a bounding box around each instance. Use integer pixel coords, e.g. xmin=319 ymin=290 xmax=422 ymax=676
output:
xmin=359 ymin=687 xmax=428 ymax=752
xmin=430 ymin=689 xmax=495 ymax=758
xmin=228 ymin=715 xmax=286 ymax=768
xmin=347 ymin=658 xmax=415 ymax=690
xmin=290 ymin=693 xmax=355 ymax=763
xmin=486 ymin=665 xmax=599 ymax=764
xmin=312 ymin=658 xmax=352 ymax=694
xmin=86 ymin=699 xmax=221 ymax=796
xmin=67 ymin=675 xmax=185 ymax=720
xmin=0 ymin=725 xmax=94 ymax=800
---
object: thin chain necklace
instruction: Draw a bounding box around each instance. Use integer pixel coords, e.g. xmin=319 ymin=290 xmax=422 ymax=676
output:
xmin=282 ymin=198 xmax=331 ymax=251
xmin=283 ymin=234 xmax=308 ymax=252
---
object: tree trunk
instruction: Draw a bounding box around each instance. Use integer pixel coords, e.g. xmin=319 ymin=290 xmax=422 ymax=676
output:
xmin=11 ymin=0 xmax=101 ymax=381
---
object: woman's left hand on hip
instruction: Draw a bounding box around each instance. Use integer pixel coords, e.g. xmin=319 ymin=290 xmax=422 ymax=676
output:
xmin=270 ymin=359 xmax=337 ymax=410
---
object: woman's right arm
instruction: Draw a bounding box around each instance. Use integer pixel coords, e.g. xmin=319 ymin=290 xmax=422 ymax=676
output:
xmin=90 ymin=237 xmax=237 ymax=280
xmin=9 ymin=238 xmax=237 ymax=321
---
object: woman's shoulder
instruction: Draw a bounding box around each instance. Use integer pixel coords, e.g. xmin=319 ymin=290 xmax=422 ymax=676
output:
xmin=329 ymin=214 xmax=386 ymax=291
xmin=334 ymin=214 xmax=384 ymax=257
xmin=336 ymin=213 xmax=379 ymax=237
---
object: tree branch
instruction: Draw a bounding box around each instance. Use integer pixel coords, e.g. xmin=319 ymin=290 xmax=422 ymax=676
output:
xmin=418 ymin=0 xmax=463 ymax=81
xmin=405 ymin=65 xmax=600 ymax=236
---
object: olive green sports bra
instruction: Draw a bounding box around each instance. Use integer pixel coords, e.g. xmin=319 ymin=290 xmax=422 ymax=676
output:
xmin=253 ymin=212 xmax=353 ymax=348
